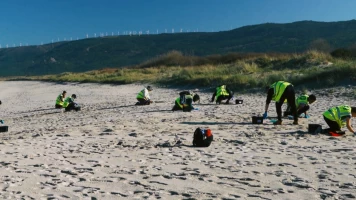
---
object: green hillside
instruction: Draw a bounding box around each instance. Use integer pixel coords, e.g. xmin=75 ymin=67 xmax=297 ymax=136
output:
xmin=1 ymin=20 xmax=356 ymax=76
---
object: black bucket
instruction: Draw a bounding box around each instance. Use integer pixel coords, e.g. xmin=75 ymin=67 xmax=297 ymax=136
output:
xmin=235 ymin=99 xmax=243 ymax=104
xmin=308 ymin=124 xmax=322 ymax=134
xmin=252 ymin=116 xmax=263 ymax=124
xmin=0 ymin=126 xmax=8 ymax=133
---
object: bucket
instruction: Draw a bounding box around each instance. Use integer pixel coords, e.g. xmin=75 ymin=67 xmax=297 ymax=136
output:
xmin=0 ymin=126 xmax=8 ymax=133
xmin=252 ymin=116 xmax=263 ymax=124
xmin=235 ymin=99 xmax=243 ymax=104
xmin=308 ymin=124 xmax=322 ymax=134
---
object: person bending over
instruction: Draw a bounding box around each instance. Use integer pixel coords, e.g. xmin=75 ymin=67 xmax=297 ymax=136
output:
xmin=136 ymin=86 xmax=153 ymax=105
xmin=211 ymin=85 xmax=233 ymax=104
xmin=323 ymin=105 xmax=356 ymax=135
xmin=264 ymin=81 xmax=298 ymax=125
xmin=63 ymin=94 xmax=78 ymax=111
xmin=285 ymin=94 xmax=316 ymax=118
xmin=172 ymin=91 xmax=200 ymax=111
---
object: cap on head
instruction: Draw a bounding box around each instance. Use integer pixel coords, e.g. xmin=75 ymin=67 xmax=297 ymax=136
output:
xmin=147 ymin=86 xmax=153 ymax=91
xmin=72 ymin=94 xmax=77 ymax=99
xmin=63 ymin=90 xmax=67 ymax=94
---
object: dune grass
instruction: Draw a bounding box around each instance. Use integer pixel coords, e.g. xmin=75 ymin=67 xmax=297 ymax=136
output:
xmin=7 ymin=50 xmax=356 ymax=92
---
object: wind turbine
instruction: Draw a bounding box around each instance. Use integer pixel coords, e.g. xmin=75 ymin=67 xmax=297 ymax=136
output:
xmin=94 ymin=33 xmax=96 ymax=37
xmin=172 ymin=28 xmax=174 ymax=33
xmin=156 ymin=29 xmax=158 ymax=34
xmin=86 ymin=34 xmax=89 ymax=38
xmin=165 ymin=29 xmax=167 ymax=33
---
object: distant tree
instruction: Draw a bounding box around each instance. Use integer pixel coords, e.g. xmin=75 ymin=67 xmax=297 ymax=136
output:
xmin=309 ymin=38 xmax=332 ymax=53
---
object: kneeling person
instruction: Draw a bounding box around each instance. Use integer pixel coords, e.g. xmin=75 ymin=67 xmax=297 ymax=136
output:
xmin=55 ymin=91 xmax=67 ymax=108
xmin=136 ymin=86 xmax=153 ymax=105
xmin=211 ymin=85 xmax=233 ymax=104
xmin=172 ymin=91 xmax=200 ymax=111
xmin=323 ymin=105 xmax=356 ymax=135
xmin=63 ymin=94 xmax=80 ymax=111
xmin=285 ymin=94 xmax=316 ymax=118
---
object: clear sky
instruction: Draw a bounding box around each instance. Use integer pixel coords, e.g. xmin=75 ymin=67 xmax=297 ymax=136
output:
xmin=1 ymin=0 xmax=356 ymax=46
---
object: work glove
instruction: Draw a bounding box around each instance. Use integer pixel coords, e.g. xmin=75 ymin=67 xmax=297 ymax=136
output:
xmin=305 ymin=114 xmax=310 ymax=119
xmin=263 ymin=112 xmax=268 ymax=119
xmin=0 ymin=120 xmax=4 ymax=124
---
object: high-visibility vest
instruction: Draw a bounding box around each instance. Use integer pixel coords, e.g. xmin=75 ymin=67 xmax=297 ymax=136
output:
xmin=216 ymin=85 xmax=229 ymax=100
xmin=175 ymin=94 xmax=192 ymax=108
xmin=63 ymin=97 xmax=73 ymax=108
xmin=323 ymin=105 xmax=352 ymax=127
xmin=296 ymin=95 xmax=309 ymax=107
xmin=270 ymin=81 xmax=291 ymax=102
xmin=56 ymin=94 xmax=64 ymax=105
xmin=137 ymin=88 xmax=149 ymax=99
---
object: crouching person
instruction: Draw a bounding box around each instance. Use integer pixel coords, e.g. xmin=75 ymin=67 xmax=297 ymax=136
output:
xmin=63 ymin=94 xmax=80 ymax=111
xmin=172 ymin=91 xmax=200 ymax=111
xmin=323 ymin=105 xmax=356 ymax=135
xmin=55 ymin=91 xmax=67 ymax=108
xmin=136 ymin=86 xmax=153 ymax=105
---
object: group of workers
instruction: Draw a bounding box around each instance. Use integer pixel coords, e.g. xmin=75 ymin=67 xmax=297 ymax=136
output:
xmin=55 ymin=91 xmax=79 ymax=111
xmin=135 ymin=81 xmax=356 ymax=136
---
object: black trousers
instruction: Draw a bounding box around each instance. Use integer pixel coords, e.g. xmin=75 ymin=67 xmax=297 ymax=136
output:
xmin=323 ymin=116 xmax=341 ymax=132
xmin=65 ymin=102 xmax=75 ymax=111
xmin=285 ymin=105 xmax=310 ymax=116
xmin=137 ymin=98 xmax=151 ymax=105
xmin=216 ymin=94 xmax=232 ymax=104
xmin=276 ymin=85 xmax=297 ymax=121
xmin=55 ymin=104 xmax=63 ymax=109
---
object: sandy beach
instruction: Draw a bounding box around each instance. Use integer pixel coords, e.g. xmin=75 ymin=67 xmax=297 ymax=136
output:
xmin=0 ymin=81 xmax=356 ymax=200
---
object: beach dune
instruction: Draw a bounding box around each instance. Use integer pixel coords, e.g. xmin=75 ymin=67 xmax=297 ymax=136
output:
xmin=0 ymin=81 xmax=356 ymax=199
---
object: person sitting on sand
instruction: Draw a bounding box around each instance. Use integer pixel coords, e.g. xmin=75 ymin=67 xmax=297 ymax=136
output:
xmin=136 ymin=86 xmax=153 ymax=105
xmin=55 ymin=91 xmax=67 ymax=108
xmin=284 ymin=94 xmax=316 ymax=118
xmin=263 ymin=81 xmax=298 ymax=125
xmin=172 ymin=91 xmax=200 ymax=111
xmin=63 ymin=94 xmax=79 ymax=111
xmin=211 ymin=85 xmax=233 ymax=104
xmin=323 ymin=105 xmax=356 ymax=135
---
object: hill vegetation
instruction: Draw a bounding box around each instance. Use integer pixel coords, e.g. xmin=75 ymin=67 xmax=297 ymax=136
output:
xmin=2 ymin=20 xmax=356 ymax=76
xmin=8 ymin=50 xmax=356 ymax=94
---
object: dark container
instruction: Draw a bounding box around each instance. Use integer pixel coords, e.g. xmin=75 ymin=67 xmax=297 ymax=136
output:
xmin=252 ymin=116 xmax=263 ymax=124
xmin=235 ymin=99 xmax=243 ymax=104
xmin=308 ymin=124 xmax=322 ymax=134
xmin=0 ymin=126 xmax=8 ymax=132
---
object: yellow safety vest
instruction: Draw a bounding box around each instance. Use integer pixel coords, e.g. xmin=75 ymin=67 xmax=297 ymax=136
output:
xmin=136 ymin=89 xmax=145 ymax=99
xmin=56 ymin=94 xmax=64 ymax=106
xmin=323 ymin=105 xmax=352 ymax=127
xmin=216 ymin=85 xmax=229 ymax=100
xmin=270 ymin=81 xmax=291 ymax=102
xmin=175 ymin=95 xmax=192 ymax=109
xmin=296 ymin=95 xmax=308 ymax=107
xmin=63 ymin=97 xmax=73 ymax=108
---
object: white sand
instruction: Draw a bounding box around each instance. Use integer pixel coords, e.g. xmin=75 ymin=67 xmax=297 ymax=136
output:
xmin=0 ymin=81 xmax=356 ymax=199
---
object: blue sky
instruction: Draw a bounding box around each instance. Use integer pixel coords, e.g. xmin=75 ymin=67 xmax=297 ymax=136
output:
xmin=1 ymin=0 xmax=356 ymax=46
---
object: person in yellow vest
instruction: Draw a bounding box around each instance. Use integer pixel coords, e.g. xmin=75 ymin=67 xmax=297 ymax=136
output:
xmin=284 ymin=94 xmax=316 ymax=118
xmin=63 ymin=94 xmax=78 ymax=111
xmin=211 ymin=85 xmax=233 ymax=104
xmin=136 ymin=86 xmax=153 ymax=105
xmin=323 ymin=105 xmax=356 ymax=134
xmin=263 ymin=81 xmax=298 ymax=125
xmin=172 ymin=91 xmax=200 ymax=111
xmin=55 ymin=91 xmax=67 ymax=108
